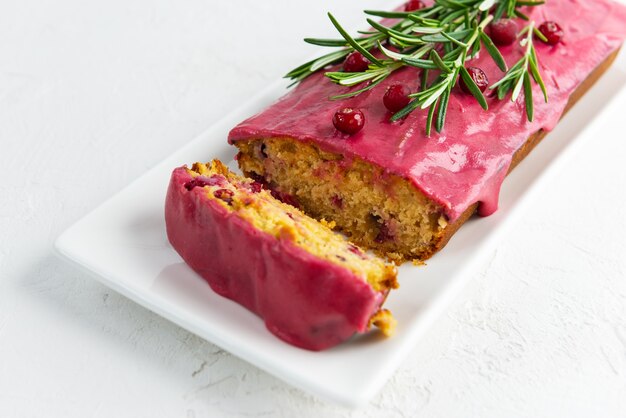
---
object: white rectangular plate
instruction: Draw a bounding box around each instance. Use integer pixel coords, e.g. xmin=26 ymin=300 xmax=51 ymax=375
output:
xmin=55 ymin=51 xmax=626 ymax=407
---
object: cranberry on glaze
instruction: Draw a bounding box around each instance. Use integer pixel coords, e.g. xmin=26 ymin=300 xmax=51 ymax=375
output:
xmin=214 ymin=189 xmax=234 ymax=205
xmin=343 ymin=51 xmax=370 ymax=73
xmin=488 ymin=19 xmax=518 ymax=46
xmin=383 ymin=83 xmax=411 ymax=113
xmin=538 ymin=21 xmax=564 ymax=45
xmin=460 ymin=67 xmax=489 ymax=94
xmin=333 ymin=108 xmax=365 ymax=135
xmin=404 ymin=0 xmax=426 ymax=11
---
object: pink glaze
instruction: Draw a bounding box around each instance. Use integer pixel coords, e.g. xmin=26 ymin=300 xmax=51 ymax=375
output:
xmin=165 ymin=167 xmax=387 ymax=351
xmin=229 ymin=0 xmax=626 ymax=221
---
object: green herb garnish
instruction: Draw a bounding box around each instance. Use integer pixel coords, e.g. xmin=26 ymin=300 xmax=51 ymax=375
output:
xmin=285 ymin=0 xmax=548 ymax=135
xmin=489 ymin=21 xmax=549 ymax=122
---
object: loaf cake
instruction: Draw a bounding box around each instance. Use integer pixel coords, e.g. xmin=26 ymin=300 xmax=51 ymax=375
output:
xmin=165 ymin=160 xmax=398 ymax=351
xmin=229 ymin=0 xmax=626 ymax=262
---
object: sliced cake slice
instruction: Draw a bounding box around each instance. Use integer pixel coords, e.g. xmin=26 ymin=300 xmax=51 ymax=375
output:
xmin=165 ymin=160 xmax=398 ymax=351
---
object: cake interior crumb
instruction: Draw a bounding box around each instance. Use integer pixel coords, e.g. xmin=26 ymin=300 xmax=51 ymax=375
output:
xmin=235 ymin=138 xmax=449 ymax=263
xmin=186 ymin=160 xmax=398 ymax=293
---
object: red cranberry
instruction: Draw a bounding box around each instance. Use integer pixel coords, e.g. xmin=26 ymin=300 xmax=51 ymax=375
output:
xmin=270 ymin=189 xmax=300 ymax=208
xmin=347 ymin=244 xmax=364 ymax=257
xmin=214 ymin=189 xmax=234 ymax=205
xmin=538 ymin=21 xmax=564 ymax=45
xmin=404 ymin=0 xmax=426 ymax=11
xmin=282 ymin=194 xmax=300 ymax=208
xmin=370 ymin=214 xmax=394 ymax=243
xmin=488 ymin=19 xmax=518 ymax=46
xmin=331 ymin=194 xmax=343 ymax=209
xmin=343 ymin=51 xmax=369 ymax=73
xmin=247 ymin=181 xmax=263 ymax=193
xmin=383 ymin=84 xmax=411 ymax=112
xmin=184 ymin=176 xmax=224 ymax=190
xmin=249 ymin=172 xmax=267 ymax=186
xmin=375 ymin=222 xmax=393 ymax=243
xmin=184 ymin=179 xmax=207 ymax=191
xmin=333 ymin=108 xmax=365 ymax=135
xmin=460 ymin=67 xmax=489 ymax=94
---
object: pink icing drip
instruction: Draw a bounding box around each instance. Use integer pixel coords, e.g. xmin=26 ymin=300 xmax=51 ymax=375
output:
xmin=228 ymin=0 xmax=626 ymax=221
xmin=165 ymin=167 xmax=386 ymax=351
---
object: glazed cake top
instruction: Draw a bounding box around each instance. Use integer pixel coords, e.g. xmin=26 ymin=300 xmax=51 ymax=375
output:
xmin=229 ymin=0 xmax=626 ymax=221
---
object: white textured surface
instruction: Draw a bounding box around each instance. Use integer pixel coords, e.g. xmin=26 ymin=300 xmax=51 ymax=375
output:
xmin=2 ymin=0 xmax=626 ymax=416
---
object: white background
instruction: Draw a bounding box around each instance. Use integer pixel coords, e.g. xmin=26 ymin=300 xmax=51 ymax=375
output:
xmin=2 ymin=0 xmax=626 ymax=416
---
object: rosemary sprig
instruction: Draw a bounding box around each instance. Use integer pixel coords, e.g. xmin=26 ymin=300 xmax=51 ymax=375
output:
xmin=391 ymin=15 xmax=494 ymax=135
xmin=286 ymin=0 xmax=547 ymax=134
xmin=489 ymin=21 xmax=548 ymax=121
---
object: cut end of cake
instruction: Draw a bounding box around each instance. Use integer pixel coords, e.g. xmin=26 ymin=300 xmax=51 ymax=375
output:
xmin=185 ymin=160 xmax=399 ymax=292
xmin=234 ymin=138 xmax=450 ymax=263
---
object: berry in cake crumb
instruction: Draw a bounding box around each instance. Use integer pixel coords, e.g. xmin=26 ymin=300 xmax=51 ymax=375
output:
xmin=214 ymin=188 xmax=234 ymax=205
xmin=331 ymin=194 xmax=343 ymax=209
xmin=270 ymin=189 xmax=300 ymax=208
xmin=248 ymin=181 xmax=263 ymax=193
xmin=343 ymin=51 xmax=370 ymax=73
xmin=488 ymin=19 xmax=518 ymax=46
xmin=184 ymin=179 xmax=206 ymax=191
xmin=249 ymin=172 xmax=268 ymax=186
xmin=538 ymin=21 xmax=564 ymax=45
xmin=347 ymin=244 xmax=365 ymax=258
xmin=184 ymin=176 xmax=224 ymax=191
xmin=404 ymin=0 xmax=426 ymax=11
xmin=383 ymin=84 xmax=411 ymax=113
xmin=460 ymin=67 xmax=489 ymax=94
xmin=375 ymin=222 xmax=393 ymax=243
xmin=333 ymin=108 xmax=365 ymax=135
